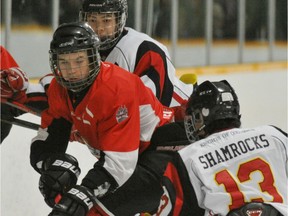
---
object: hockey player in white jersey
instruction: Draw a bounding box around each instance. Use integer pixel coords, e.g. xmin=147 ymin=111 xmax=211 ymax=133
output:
xmin=79 ymin=0 xmax=193 ymax=111
xmin=157 ymin=80 xmax=288 ymax=216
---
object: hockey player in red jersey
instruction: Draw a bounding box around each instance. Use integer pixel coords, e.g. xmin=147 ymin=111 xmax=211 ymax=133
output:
xmin=4 ymin=0 xmax=193 ymax=110
xmin=0 ymin=45 xmax=29 ymax=102
xmin=156 ymin=80 xmax=288 ymax=216
xmin=1 ymin=0 xmax=192 ymax=143
xmin=0 ymin=46 xmax=50 ymax=143
xmin=0 ymin=46 xmax=29 ymax=142
xmin=30 ymin=22 xmax=175 ymax=216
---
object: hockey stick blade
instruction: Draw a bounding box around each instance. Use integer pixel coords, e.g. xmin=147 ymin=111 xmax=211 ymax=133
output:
xmin=1 ymin=115 xmax=40 ymax=131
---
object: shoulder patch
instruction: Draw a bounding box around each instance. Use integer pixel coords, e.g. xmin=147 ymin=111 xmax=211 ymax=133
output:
xmin=116 ymin=105 xmax=129 ymax=123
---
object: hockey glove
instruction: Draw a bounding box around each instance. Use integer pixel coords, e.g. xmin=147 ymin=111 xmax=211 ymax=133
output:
xmin=48 ymin=185 xmax=96 ymax=216
xmin=39 ymin=153 xmax=81 ymax=208
xmin=0 ymin=68 xmax=29 ymax=103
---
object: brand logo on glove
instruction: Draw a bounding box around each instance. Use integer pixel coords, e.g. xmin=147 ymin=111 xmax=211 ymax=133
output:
xmin=52 ymin=160 xmax=80 ymax=177
xmin=68 ymin=188 xmax=93 ymax=209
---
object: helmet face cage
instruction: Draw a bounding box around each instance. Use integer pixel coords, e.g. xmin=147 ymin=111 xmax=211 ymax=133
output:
xmin=184 ymin=113 xmax=198 ymax=143
xmin=184 ymin=107 xmax=207 ymax=143
xmin=49 ymin=22 xmax=101 ymax=92
xmin=79 ymin=0 xmax=128 ymax=50
xmin=50 ymin=48 xmax=100 ymax=92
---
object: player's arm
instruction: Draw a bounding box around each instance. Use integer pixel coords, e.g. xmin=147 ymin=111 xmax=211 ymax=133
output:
xmin=1 ymin=64 xmax=52 ymax=112
xmin=1 ymin=66 xmax=29 ymax=103
xmin=1 ymin=73 xmax=51 ymax=119
xmin=1 ymin=46 xmax=29 ymax=103
xmin=157 ymin=152 xmax=205 ymax=215
xmin=49 ymin=100 xmax=140 ymax=216
xmin=30 ymin=117 xmax=76 ymax=208
xmin=0 ymin=46 xmax=30 ymax=142
xmin=25 ymin=73 xmax=53 ymax=111
xmin=30 ymin=79 xmax=73 ymax=172
xmin=134 ymin=41 xmax=174 ymax=107
xmin=30 ymin=117 xmax=72 ymax=173
xmin=49 ymin=143 xmax=138 ymax=216
xmin=30 ymin=108 xmax=74 ymax=207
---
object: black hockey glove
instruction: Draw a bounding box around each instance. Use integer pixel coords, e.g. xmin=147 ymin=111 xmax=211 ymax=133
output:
xmin=39 ymin=153 xmax=81 ymax=208
xmin=48 ymin=185 xmax=96 ymax=216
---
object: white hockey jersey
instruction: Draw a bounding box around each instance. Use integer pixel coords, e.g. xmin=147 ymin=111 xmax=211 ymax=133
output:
xmin=103 ymin=27 xmax=193 ymax=107
xmin=178 ymin=125 xmax=288 ymax=216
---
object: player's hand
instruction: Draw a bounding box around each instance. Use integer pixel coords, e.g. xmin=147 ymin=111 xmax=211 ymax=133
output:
xmin=0 ymin=68 xmax=29 ymax=103
xmin=39 ymin=154 xmax=81 ymax=208
xmin=48 ymin=185 xmax=96 ymax=216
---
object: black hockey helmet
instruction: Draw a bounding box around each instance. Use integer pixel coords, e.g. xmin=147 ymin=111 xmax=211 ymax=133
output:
xmin=49 ymin=22 xmax=101 ymax=92
xmin=184 ymin=80 xmax=241 ymax=142
xmin=79 ymin=0 xmax=128 ymax=50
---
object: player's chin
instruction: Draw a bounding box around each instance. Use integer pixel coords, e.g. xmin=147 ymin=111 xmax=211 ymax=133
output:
xmin=65 ymin=77 xmax=81 ymax=82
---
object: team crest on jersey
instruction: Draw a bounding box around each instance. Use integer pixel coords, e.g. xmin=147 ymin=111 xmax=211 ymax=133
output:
xmin=116 ymin=105 xmax=128 ymax=123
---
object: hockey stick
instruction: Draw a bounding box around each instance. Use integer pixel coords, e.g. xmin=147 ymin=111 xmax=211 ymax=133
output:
xmin=1 ymin=115 xmax=40 ymax=130
xmin=4 ymin=100 xmax=42 ymax=117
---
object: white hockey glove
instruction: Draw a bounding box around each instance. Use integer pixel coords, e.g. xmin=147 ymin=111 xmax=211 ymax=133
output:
xmin=0 ymin=67 xmax=29 ymax=103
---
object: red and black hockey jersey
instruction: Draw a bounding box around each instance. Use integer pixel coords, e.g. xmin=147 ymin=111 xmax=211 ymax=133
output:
xmin=31 ymin=62 xmax=174 ymax=193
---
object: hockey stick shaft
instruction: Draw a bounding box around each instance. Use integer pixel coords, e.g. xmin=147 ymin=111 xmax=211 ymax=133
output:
xmin=1 ymin=115 xmax=40 ymax=131
xmin=4 ymin=100 xmax=42 ymax=117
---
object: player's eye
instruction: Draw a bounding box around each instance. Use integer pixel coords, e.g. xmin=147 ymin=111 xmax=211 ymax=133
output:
xmin=59 ymin=60 xmax=68 ymax=66
xmin=88 ymin=16 xmax=97 ymax=23
xmin=76 ymin=60 xmax=84 ymax=65
xmin=104 ymin=18 xmax=112 ymax=23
